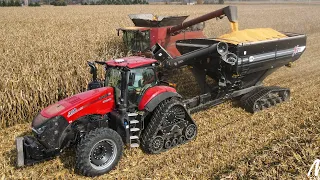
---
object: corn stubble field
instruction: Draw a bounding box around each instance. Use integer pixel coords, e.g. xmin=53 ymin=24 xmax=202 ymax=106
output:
xmin=0 ymin=4 xmax=319 ymax=179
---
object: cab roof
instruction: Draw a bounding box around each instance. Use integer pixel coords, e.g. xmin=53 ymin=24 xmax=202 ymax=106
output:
xmin=106 ymin=56 xmax=157 ymax=69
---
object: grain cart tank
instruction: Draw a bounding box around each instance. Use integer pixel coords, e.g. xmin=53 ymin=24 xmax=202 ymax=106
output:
xmin=152 ymin=28 xmax=306 ymax=112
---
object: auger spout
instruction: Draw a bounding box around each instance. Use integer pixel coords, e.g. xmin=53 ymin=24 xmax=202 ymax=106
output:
xmin=167 ymin=6 xmax=238 ymax=34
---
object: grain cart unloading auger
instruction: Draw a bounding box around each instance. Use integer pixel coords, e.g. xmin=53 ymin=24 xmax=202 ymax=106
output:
xmin=15 ymin=6 xmax=306 ymax=177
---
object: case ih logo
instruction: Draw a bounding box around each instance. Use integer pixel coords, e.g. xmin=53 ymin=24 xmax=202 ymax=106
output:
xmin=67 ymin=108 xmax=78 ymax=117
xmin=67 ymin=106 xmax=84 ymax=117
xmin=292 ymin=45 xmax=306 ymax=57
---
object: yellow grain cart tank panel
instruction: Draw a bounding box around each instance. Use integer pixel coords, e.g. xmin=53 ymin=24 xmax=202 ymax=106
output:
xmin=219 ymin=28 xmax=287 ymax=45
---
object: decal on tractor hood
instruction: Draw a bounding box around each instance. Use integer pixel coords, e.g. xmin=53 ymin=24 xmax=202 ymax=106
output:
xmin=103 ymin=98 xmax=112 ymax=103
xmin=67 ymin=106 xmax=84 ymax=118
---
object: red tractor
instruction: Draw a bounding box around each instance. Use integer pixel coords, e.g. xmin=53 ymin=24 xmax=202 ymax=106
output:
xmin=16 ymin=6 xmax=306 ymax=177
xmin=16 ymin=56 xmax=196 ymax=176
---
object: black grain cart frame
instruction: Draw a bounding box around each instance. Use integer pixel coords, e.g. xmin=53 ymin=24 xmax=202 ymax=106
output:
xmin=152 ymin=31 xmax=306 ymax=113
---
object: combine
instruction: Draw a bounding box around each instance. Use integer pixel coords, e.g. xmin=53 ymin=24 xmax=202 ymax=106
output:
xmin=15 ymin=6 xmax=306 ymax=177
xmin=117 ymin=6 xmax=237 ymax=57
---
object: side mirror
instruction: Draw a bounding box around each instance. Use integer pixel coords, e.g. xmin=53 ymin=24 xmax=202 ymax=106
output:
xmin=87 ymin=61 xmax=97 ymax=81
xmin=128 ymin=73 xmax=135 ymax=86
xmin=117 ymin=28 xmax=123 ymax=36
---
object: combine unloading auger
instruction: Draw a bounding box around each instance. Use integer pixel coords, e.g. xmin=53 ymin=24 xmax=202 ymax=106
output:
xmin=167 ymin=6 xmax=238 ymax=35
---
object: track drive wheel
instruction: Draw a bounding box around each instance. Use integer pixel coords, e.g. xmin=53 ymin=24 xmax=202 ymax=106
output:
xmin=141 ymin=98 xmax=187 ymax=154
xmin=75 ymin=128 xmax=123 ymax=177
xmin=184 ymin=124 xmax=197 ymax=140
xmin=280 ymin=90 xmax=290 ymax=101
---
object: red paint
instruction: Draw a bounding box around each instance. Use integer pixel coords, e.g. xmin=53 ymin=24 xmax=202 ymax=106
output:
xmin=138 ymin=86 xmax=177 ymax=111
xmin=148 ymin=27 xmax=206 ymax=58
xmin=149 ymin=27 xmax=168 ymax=48
xmin=107 ymin=56 xmax=157 ymax=69
xmin=41 ymin=87 xmax=115 ymax=123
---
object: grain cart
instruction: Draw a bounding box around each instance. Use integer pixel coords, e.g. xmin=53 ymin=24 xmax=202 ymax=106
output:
xmin=16 ymin=6 xmax=306 ymax=177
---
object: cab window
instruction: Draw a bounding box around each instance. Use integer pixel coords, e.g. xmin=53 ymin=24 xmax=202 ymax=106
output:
xmin=123 ymin=30 xmax=150 ymax=52
xmin=128 ymin=68 xmax=156 ymax=105
xmin=105 ymin=68 xmax=122 ymax=104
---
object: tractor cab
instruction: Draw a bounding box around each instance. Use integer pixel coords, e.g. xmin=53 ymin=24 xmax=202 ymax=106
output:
xmin=88 ymin=56 xmax=159 ymax=111
xmin=105 ymin=57 xmax=158 ymax=108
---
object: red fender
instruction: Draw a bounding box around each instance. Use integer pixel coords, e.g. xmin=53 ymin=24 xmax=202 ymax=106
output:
xmin=138 ymin=86 xmax=180 ymax=111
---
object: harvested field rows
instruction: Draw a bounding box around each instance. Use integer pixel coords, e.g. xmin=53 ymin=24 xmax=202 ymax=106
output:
xmin=0 ymin=4 xmax=319 ymax=179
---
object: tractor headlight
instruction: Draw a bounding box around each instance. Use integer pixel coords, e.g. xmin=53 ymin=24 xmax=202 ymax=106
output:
xmin=31 ymin=115 xmax=57 ymax=135
xmin=32 ymin=113 xmax=49 ymax=128
xmin=34 ymin=125 xmax=47 ymax=134
xmin=32 ymin=115 xmax=69 ymax=149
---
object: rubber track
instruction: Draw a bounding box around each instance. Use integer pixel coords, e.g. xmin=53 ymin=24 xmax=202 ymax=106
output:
xmin=140 ymin=98 xmax=196 ymax=154
xmin=241 ymin=86 xmax=290 ymax=113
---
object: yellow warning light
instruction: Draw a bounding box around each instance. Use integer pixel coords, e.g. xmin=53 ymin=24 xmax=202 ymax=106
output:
xmin=168 ymin=83 xmax=177 ymax=88
xmin=153 ymin=15 xmax=158 ymax=21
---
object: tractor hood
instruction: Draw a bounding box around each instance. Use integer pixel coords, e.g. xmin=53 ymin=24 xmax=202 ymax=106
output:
xmin=32 ymin=87 xmax=115 ymax=128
